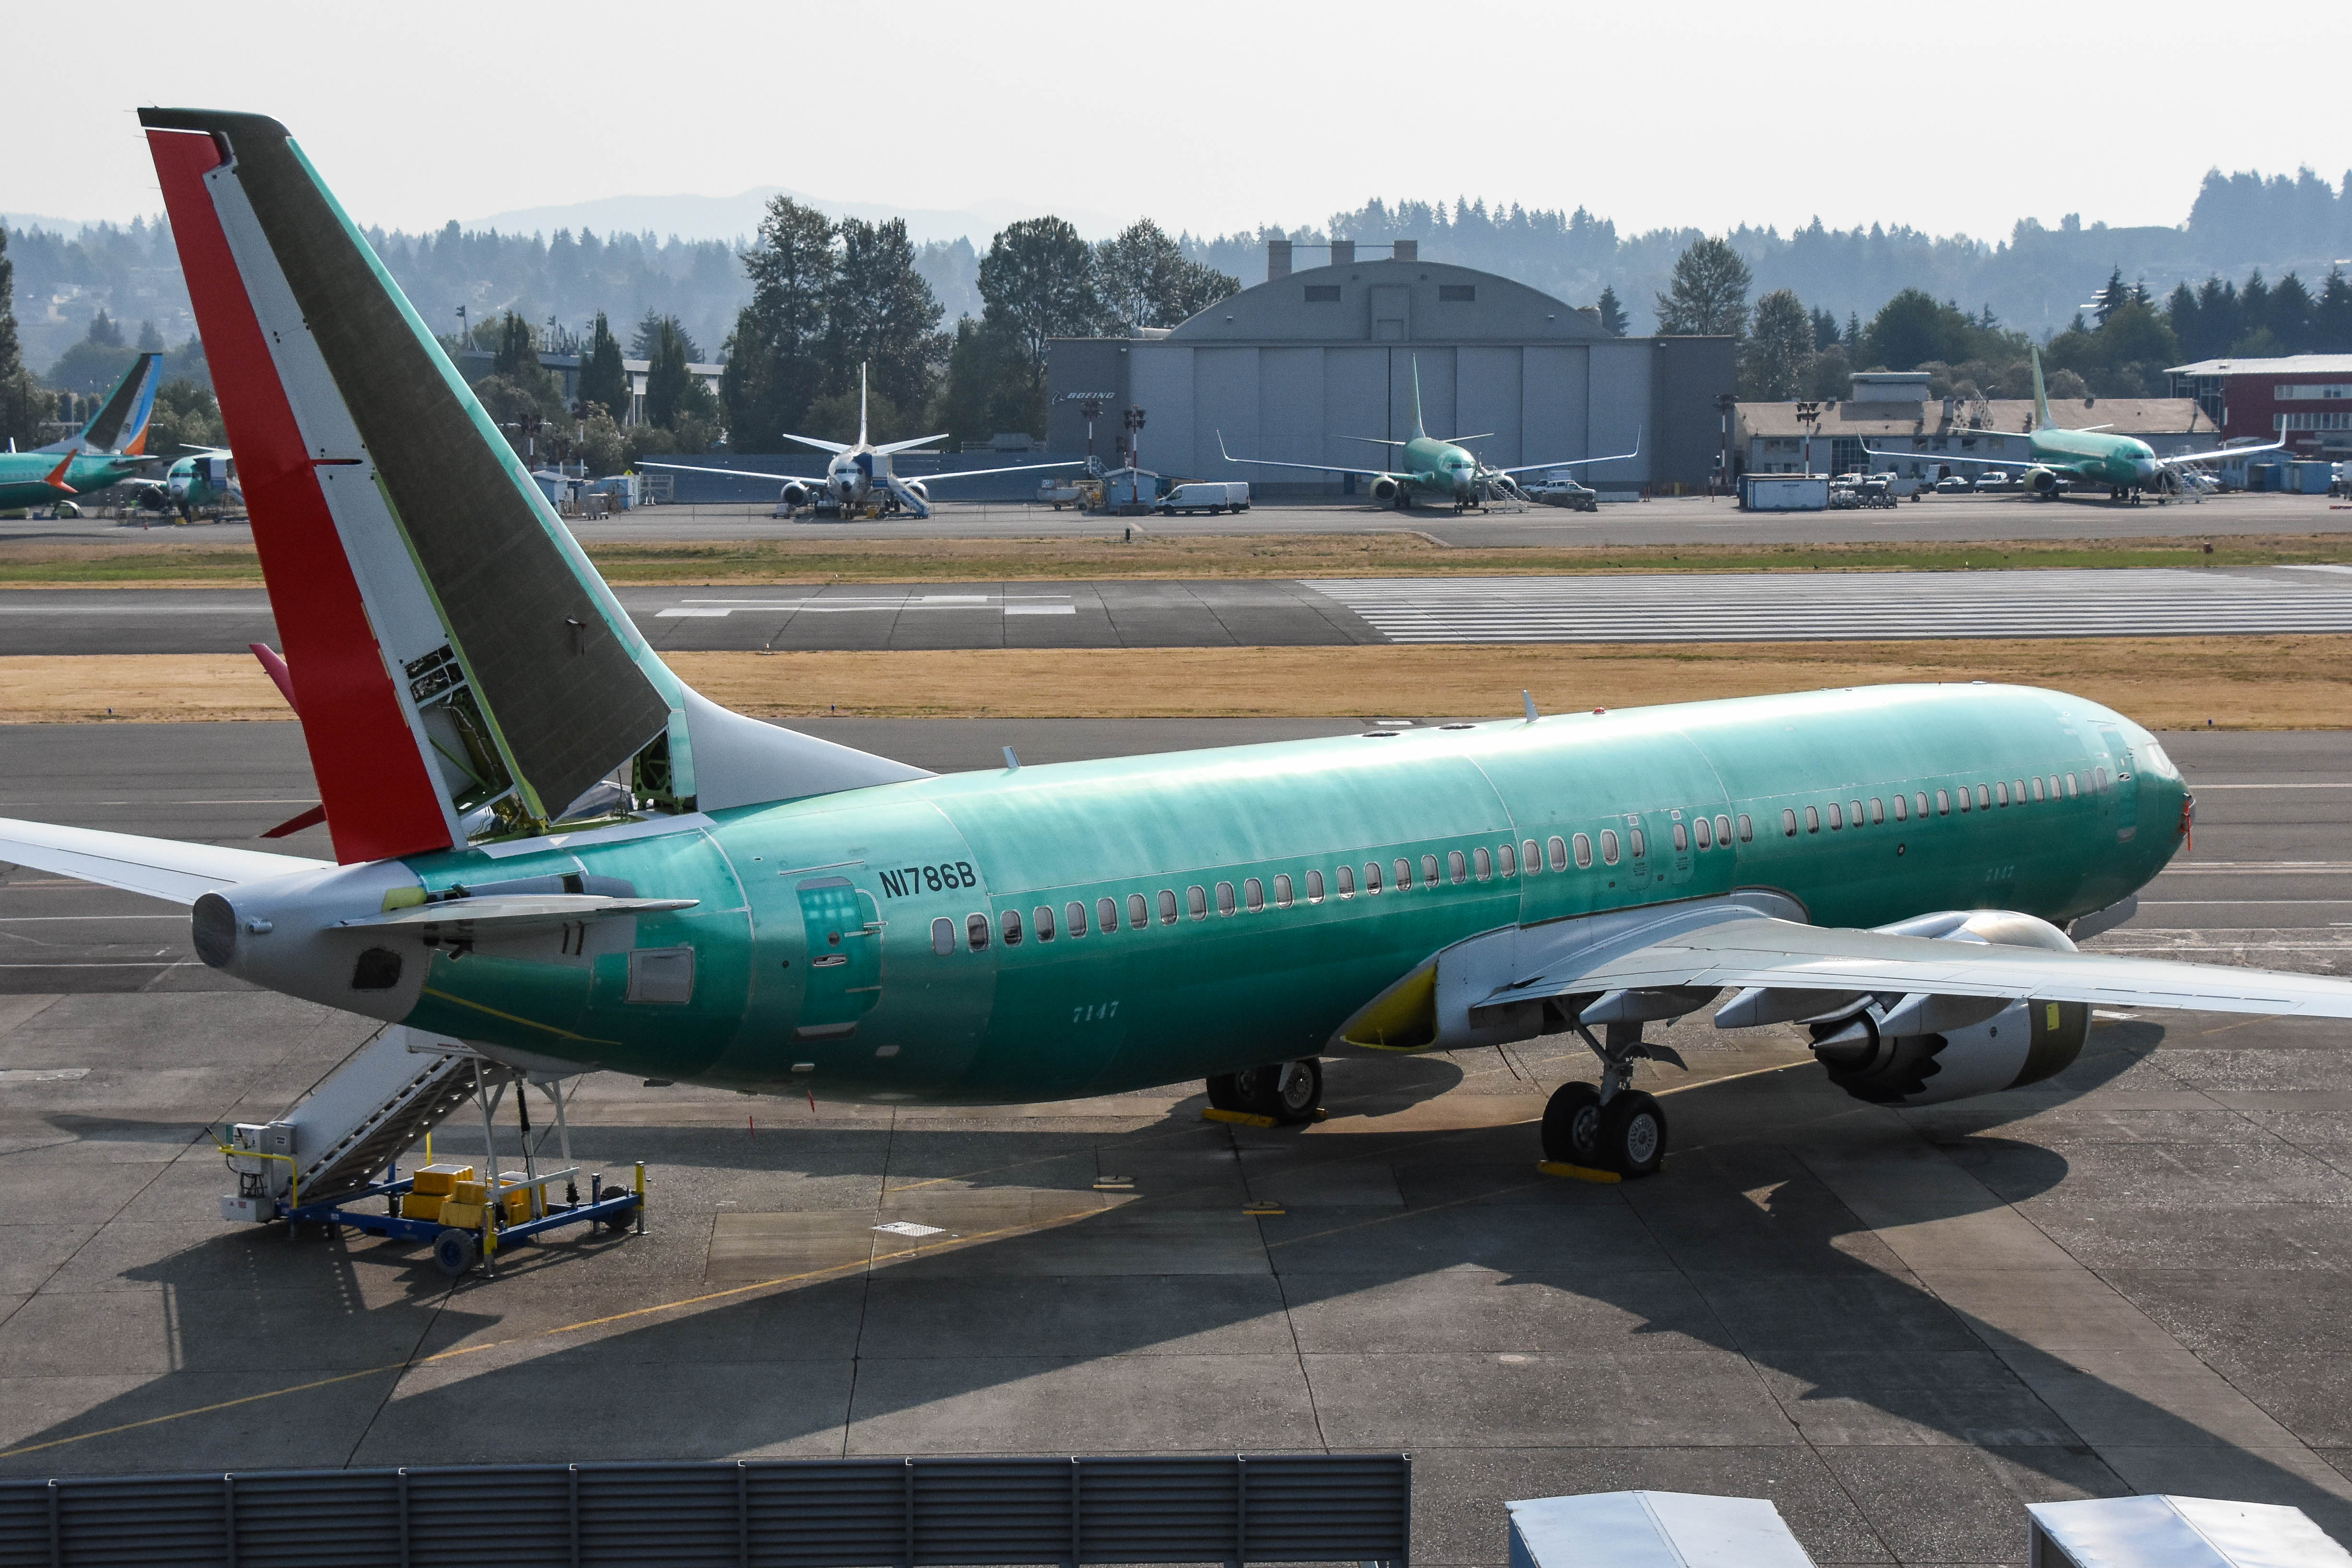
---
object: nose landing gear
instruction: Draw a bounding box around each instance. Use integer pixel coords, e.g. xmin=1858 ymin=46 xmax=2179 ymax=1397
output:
xmin=1539 ymin=1021 xmax=1677 ymax=1176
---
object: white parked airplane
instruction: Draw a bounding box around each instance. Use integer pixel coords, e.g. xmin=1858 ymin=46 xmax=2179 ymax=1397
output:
xmin=644 ymin=365 xmax=1080 ymax=519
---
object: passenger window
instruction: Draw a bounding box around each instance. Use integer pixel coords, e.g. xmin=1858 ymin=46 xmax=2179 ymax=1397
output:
xmin=1915 ymin=792 xmax=1929 ymax=818
xmin=1573 ymin=832 xmax=1593 ymax=868
xmin=1936 ymin=790 xmax=1950 ymax=815
xmin=2065 ymin=773 xmax=2079 ymax=797
xmin=967 ymin=913 xmax=991 ymax=951
xmin=932 ymin=917 xmax=955 ymax=955
xmin=2014 ymin=778 xmax=2028 ymax=803
xmin=1158 ymin=889 xmax=1178 ymax=925
xmin=1336 ymin=865 xmax=1355 ymax=897
xmin=1996 ymin=781 xmax=2010 ymax=806
xmin=1869 ymin=798 xmax=1885 ymax=825
xmin=1034 ymin=905 xmax=1055 ymax=941
xmin=1499 ymin=843 xmax=1517 ymax=876
xmin=1805 ymin=805 xmax=1821 ymax=833
xmin=1600 ymin=829 xmax=1620 ymax=864
xmin=1422 ymin=853 xmax=1440 ymax=885
xmin=1976 ymin=784 xmax=1991 ymax=810
xmin=1248 ymin=877 xmax=1266 ymax=911
xmin=1630 ymin=828 xmax=1645 ymax=857
xmin=1395 ymin=858 xmax=1413 ymax=889
xmin=1782 ymin=808 xmax=1798 ymax=837
xmin=1132 ymin=892 xmax=1152 ymax=928
xmin=1548 ymin=836 xmax=1568 ymax=872
xmin=1305 ymin=869 xmax=1324 ymax=902
xmin=2048 ymin=775 xmax=2062 ymax=798
xmin=1892 ymin=794 xmax=1907 ymax=822
xmin=1447 ymin=851 xmax=1467 ymax=885
xmin=1473 ymin=847 xmax=1492 ymax=881
xmin=1693 ymin=817 xmax=1711 ymax=850
xmin=1002 ymin=908 xmax=1023 ymax=946
xmin=1850 ymin=800 xmax=1863 ymax=826
xmin=1827 ymin=803 xmax=1842 ymax=830
xmin=1101 ymin=896 xmax=1121 ymax=932
xmin=1189 ymin=886 xmax=1209 ymax=920
xmin=1523 ymin=839 xmax=1541 ymax=875
xmin=1958 ymin=788 xmax=1971 ymax=813
xmin=1717 ymin=814 xmax=1733 ymax=846
xmin=1216 ymin=881 xmax=1237 ymax=916
xmin=1365 ymin=862 xmax=1383 ymax=894
xmin=1738 ymin=814 xmax=1753 ymax=842
xmin=1067 ymin=901 xmax=1088 ymax=937
xmin=1270 ymin=875 xmax=1288 ymax=909
xmin=1672 ymin=822 xmax=1689 ymax=851
xmin=2095 ymin=767 xmax=2109 ymax=792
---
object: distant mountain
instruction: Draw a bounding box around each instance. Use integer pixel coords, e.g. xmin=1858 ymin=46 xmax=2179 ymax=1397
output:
xmin=458 ymin=187 xmax=1129 ymax=246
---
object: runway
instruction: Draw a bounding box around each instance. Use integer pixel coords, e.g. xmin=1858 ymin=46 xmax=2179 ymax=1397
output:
xmin=4 ymin=722 xmax=2352 ymax=1555
xmin=10 ymin=566 xmax=2352 ymax=654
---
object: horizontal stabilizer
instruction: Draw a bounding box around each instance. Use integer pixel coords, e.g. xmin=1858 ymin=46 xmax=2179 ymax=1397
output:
xmin=339 ymin=893 xmax=696 ymax=933
xmin=0 ymin=817 xmax=327 ymax=905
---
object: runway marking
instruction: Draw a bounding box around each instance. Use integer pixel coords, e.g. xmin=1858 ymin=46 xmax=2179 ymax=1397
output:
xmin=656 ymin=594 xmax=1079 ymax=620
xmin=1304 ymin=568 xmax=2352 ymax=643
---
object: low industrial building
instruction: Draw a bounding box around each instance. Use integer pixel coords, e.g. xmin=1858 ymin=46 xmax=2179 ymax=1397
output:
xmin=452 ymin=348 xmax=723 ymax=426
xmin=1047 ymin=242 xmax=1734 ymax=494
xmin=2168 ymin=353 xmax=2352 ymax=459
xmin=1736 ymin=371 xmax=2220 ymax=479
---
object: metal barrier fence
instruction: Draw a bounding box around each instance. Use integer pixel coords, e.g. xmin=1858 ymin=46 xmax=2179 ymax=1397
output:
xmin=0 ymin=1452 xmax=1410 ymax=1568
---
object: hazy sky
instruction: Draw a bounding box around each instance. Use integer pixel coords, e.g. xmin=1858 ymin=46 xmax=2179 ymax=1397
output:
xmin=12 ymin=0 xmax=2348 ymax=243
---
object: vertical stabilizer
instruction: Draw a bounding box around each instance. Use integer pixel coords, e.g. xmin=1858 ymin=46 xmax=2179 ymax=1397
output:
xmin=858 ymin=362 xmax=869 ymax=446
xmin=2030 ymin=344 xmax=2053 ymax=432
xmin=41 ymin=352 xmax=162 ymax=455
xmin=1409 ymin=357 xmax=1429 ymax=441
xmin=140 ymin=109 xmax=924 ymax=865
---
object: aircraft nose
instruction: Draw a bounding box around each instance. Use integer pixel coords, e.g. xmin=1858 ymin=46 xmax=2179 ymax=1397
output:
xmin=2135 ymin=458 xmax=2161 ymax=481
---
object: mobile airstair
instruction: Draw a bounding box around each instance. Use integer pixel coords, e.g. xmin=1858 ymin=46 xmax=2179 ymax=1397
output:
xmin=219 ymin=1025 xmax=643 ymax=1276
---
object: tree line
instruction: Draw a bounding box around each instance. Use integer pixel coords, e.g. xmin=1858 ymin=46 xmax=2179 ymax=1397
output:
xmin=1648 ymin=230 xmax=2352 ymax=408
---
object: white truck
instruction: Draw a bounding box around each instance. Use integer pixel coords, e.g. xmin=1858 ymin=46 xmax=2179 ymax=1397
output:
xmin=1155 ymin=481 xmax=1250 ymax=515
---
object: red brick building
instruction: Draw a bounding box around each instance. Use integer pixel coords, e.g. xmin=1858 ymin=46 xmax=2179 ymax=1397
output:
xmin=2168 ymin=354 xmax=2352 ymax=459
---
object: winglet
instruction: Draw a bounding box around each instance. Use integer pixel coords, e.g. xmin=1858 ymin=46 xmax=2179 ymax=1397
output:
xmin=1523 ymin=691 xmax=1539 ymax=724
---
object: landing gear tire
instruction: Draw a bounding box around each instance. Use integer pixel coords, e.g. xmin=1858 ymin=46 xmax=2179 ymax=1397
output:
xmin=1209 ymin=1059 xmax=1323 ymax=1125
xmin=1599 ymin=1090 xmax=1668 ymax=1177
xmin=1541 ymin=1082 xmax=1604 ymax=1167
xmin=431 ymin=1227 xmax=479 ymax=1277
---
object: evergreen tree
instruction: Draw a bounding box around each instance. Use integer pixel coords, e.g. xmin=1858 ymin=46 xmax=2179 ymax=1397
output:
xmin=727 ymin=196 xmax=836 ymax=445
xmin=1654 ymin=237 xmax=1751 ymax=336
xmin=1809 ymin=306 xmax=1840 ymax=348
xmin=935 ymin=315 xmax=1038 ymax=446
xmin=1595 ymin=285 xmax=1629 ymax=337
xmin=1741 ymin=289 xmax=1814 ymax=400
xmin=493 ymin=311 xmax=537 ymax=377
xmin=2269 ymin=272 xmax=2315 ymax=349
xmin=578 ymin=311 xmax=628 ymax=419
xmin=825 ymin=215 xmax=946 ymax=416
xmin=2317 ymin=269 xmax=2352 ymax=352
xmin=2093 ymin=266 xmax=2130 ymax=325
xmin=0 ymin=225 xmax=47 ymax=448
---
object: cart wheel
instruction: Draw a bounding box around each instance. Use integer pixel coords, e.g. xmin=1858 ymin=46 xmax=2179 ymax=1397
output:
xmin=431 ymin=1228 xmax=478 ymax=1277
xmin=597 ymin=1183 xmax=636 ymax=1233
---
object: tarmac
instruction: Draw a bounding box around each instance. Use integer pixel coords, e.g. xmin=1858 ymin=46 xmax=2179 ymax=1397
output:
xmin=11 ymin=566 xmax=2352 ymax=654
xmin=7 ymin=489 xmax=2351 ymax=549
xmin=3 ymin=719 xmax=2352 ymax=1565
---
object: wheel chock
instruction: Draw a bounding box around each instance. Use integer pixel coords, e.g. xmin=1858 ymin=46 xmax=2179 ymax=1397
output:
xmin=1203 ymin=1108 xmax=1277 ymax=1128
xmin=1242 ymin=1202 xmax=1286 ymax=1216
xmin=1538 ymin=1160 xmax=1622 ymax=1185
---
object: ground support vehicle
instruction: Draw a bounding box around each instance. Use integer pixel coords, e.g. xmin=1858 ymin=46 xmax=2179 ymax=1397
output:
xmin=1155 ymin=481 xmax=1250 ymax=515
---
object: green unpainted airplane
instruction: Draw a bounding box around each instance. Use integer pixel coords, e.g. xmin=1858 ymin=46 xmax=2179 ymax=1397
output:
xmin=128 ymin=448 xmax=240 ymax=521
xmin=0 ymin=351 xmax=166 ymax=511
xmin=1219 ymin=358 xmax=1639 ymax=510
xmin=1868 ymin=346 xmax=2278 ymax=502
xmin=9 ymin=109 xmax=2352 ymax=1208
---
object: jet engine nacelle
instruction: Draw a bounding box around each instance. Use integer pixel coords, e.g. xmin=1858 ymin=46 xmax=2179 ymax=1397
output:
xmin=777 ymin=480 xmax=812 ymax=510
xmin=1806 ymin=909 xmax=2089 ymax=1105
xmin=1367 ymin=476 xmax=1399 ymax=503
xmin=2025 ymin=467 xmax=2062 ymax=495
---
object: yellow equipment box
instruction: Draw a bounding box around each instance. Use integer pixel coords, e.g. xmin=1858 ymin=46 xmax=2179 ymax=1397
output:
xmin=399 ymin=1192 xmax=445 ymax=1221
xmin=499 ymin=1186 xmax=537 ymax=1223
xmin=439 ymin=1201 xmax=486 ymax=1230
xmin=449 ymin=1179 xmax=487 ymax=1206
xmin=411 ymin=1163 xmax=475 ymax=1197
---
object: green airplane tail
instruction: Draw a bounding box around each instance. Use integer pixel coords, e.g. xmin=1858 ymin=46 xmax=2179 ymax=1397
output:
xmin=2030 ymin=345 xmax=2052 ymax=431
xmin=1409 ymin=358 xmax=1428 ymax=440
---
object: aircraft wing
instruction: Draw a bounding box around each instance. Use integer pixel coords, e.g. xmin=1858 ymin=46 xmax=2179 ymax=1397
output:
xmin=637 ymin=461 xmax=813 ymax=484
xmin=1218 ymin=431 xmax=1398 ymax=481
xmin=2156 ymin=439 xmax=2287 ymax=468
xmin=1494 ymin=431 xmax=1642 ymax=476
xmin=1488 ymin=912 xmax=2352 ymax=1021
xmin=917 ymin=458 xmax=1087 ymax=482
xmin=0 ymin=818 xmax=329 ymax=906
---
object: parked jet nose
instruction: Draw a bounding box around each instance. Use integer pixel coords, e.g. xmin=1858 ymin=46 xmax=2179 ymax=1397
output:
xmin=2134 ymin=457 xmax=2162 ymax=485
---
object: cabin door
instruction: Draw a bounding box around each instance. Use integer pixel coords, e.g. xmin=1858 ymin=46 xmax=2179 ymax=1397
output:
xmin=795 ymin=875 xmax=883 ymax=1039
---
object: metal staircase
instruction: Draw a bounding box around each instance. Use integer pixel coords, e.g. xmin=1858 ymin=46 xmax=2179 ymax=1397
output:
xmin=266 ymin=1026 xmax=511 ymax=1208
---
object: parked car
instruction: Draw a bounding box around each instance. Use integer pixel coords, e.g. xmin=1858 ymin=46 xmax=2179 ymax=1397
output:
xmin=1935 ymin=474 xmax=1972 ymax=493
xmin=1973 ymin=472 xmax=2011 ymax=491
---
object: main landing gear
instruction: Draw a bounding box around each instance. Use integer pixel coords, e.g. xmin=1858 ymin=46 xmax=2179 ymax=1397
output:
xmin=1540 ymin=1021 xmax=1676 ymax=1176
xmin=1206 ymin=1058 xmax=1324 ymax=1125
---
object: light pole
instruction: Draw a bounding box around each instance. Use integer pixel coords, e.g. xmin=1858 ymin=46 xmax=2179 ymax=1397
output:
xmin=1081 ymin=399 xmax=1102 ymax=475
xmin=1715 ymin=392 xmax=1736 ymax=497
xmin=1794 ymin=400 xmax=1821 ymax=477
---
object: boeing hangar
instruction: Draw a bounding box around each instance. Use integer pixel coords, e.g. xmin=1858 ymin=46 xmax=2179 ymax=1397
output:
xmin=1047 ymin=240 xmax=1735 ymax=493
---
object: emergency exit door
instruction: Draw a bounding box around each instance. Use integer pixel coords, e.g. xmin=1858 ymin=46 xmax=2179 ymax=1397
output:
xmin=795 ymin=876 xmax=882 ymax=1038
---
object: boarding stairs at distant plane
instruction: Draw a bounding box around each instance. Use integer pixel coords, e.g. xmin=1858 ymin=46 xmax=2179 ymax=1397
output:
xmin=220 ymin=1026 xmax=643 ymax=1276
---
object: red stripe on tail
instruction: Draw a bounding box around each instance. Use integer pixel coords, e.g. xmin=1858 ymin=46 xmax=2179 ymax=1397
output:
xmin=148 ymin=129 xmax=450 ymax=865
